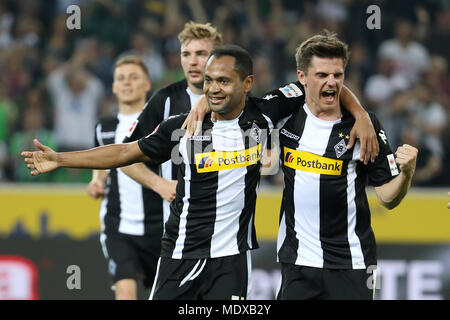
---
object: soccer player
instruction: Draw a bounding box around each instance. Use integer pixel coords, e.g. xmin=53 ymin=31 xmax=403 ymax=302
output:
xmin=121 ymin=22 xmax=223 ymax=225
xmin=22 ymin=45 xmax=304 ymax=299
xmin=275 ymin=31 xmax=418 ymax=300
xmin=22 ymin=44 xmax=379 ymax=300
xmin=86 ymin=56 xmax=166 ymax=299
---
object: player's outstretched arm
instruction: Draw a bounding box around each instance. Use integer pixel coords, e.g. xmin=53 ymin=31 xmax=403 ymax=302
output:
xmin=120 ymin=163 xmax=177 ymax=202
xmin=340 ymin=85 xmax=380 ymax=164
xmin=21 ymin=138 xmax=150 ymax=176
xmin=375 ymin=144 xmax=418 ymax=210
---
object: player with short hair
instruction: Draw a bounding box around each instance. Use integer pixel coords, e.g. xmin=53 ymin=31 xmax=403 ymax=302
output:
xmin=87 ymin=55 xmax=165 ymax=299
xmin=22 ymin=43 xmax=382 ymax=300
xmin=22 ymin=44 xmax=302 ymax=299
xmin=276 ymin=31 xmax=418 ymax=300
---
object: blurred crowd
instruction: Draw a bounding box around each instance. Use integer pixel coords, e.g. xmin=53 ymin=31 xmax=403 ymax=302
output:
xmin=0 ymin=0 xmax=448 ymax=186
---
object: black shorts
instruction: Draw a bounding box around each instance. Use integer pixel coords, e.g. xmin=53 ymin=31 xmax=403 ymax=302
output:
xmin=277 ymin=263 xmax=376 ymax=300
xmin=150 ymin=252 xmax=251 ymax=300
xmin=101 ymin=232 xmax=160 ymax=289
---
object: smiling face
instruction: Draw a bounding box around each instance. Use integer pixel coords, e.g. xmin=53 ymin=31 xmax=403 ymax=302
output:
xmin=112 ymin=63 xmax=151 ymax=108
xmin=298 ymin=56 xmax=344 ymax=120
xmin=203 ymin=55 xmax=253 ymax=120
xmin=180 ymin=38 xmax=215 ymax=94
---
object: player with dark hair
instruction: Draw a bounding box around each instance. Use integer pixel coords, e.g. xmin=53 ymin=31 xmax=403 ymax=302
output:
xmin=22 ymin=41 xmax=383 ymax=299
xmin=276 ymin=31 xmax=418 ymax=300
xmin=120 ymin=22 xmax=223 ymax=225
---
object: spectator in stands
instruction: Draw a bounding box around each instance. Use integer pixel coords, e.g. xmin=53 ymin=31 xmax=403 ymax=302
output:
xmin=378 ymin=19 xmax=429 ymax=85
xmin=46 ymin=40 xmax=105 ymax=151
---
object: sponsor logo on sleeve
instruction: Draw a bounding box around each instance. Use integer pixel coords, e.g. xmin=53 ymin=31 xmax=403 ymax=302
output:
xmin=387 ymin=154 xmax=399 ymax=176
xmin=278 ymin=83 xmax=303 ymax=98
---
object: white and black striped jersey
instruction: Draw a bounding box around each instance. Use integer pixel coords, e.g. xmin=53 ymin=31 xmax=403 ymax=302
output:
xmin=123 ymin=79 xmax=202 ymax=224
xmin=137 ymin=91 xmax=304 ymax=259
xmin=95 ymin=113 xmax=163 ymax=242
xmin=277 ymin=103 xmax=399 ymax=269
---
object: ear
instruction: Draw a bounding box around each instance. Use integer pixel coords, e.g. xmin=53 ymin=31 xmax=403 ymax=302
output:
xmin=145 ymin=80 xmax=151 ymax=93
xmin=297 ymin=70 xmax=306 ymax=86
xmin=112 ymin=81 xmax=118 ymax=95
xmin=243 ymin=75 xmax=254 ymax=93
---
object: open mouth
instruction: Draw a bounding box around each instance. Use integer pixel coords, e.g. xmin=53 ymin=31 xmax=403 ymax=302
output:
xmin=321 ymin=90 xmax=336 ymax=103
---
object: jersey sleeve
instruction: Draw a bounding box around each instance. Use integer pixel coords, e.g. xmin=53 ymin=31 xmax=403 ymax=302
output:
xmin=137 ymin=114 xmax=186 ymax=165
xmin=123 ymin=89 xmax=168 ymax=143
xmin=250 ymin=81 xmax=305 ymax=126
xmin=94 ymin=122 xmax=101 ymax=147
xmin=366 ymin=113 xmax=400 ymax=187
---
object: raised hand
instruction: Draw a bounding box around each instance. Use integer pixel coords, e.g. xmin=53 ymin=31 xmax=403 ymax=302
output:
xmin=21 ymin=139 xmax=59 ymax=175
xmin=395 ymin=144 xmax=418 ymax=178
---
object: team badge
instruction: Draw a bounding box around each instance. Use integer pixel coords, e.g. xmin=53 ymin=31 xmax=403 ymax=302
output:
xmin=334 ymin=138 xmax=347 ymax=158
xmin=250 ymin=123 xmax=261 ymax=143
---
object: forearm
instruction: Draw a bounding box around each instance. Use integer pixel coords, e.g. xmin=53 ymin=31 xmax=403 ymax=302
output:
xmin=340 ymin=85 xmax=367 ymax=118
xmin=120 ymin=163 xmax=162 ymax=190
xmin=375 ymin=172 xmax=413 ymax=210
xmin=57 ymin=143 xmax=146 ymax=169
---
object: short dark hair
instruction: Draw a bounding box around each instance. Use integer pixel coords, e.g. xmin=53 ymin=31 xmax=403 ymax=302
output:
xmin=295 ymin=30 xmax=349 ymax=73
xmin=210 ymin=44 xmax=253 ymax=79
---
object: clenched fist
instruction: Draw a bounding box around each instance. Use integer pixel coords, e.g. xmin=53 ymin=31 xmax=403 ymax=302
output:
xmin=395 ymin=144 xmax=418 ymax=178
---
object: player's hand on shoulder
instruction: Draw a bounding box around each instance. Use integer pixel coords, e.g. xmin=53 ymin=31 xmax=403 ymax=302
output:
xmin=395 ymin=144 xmax=418 ymax=177
xmin=182 ymin=95 xmax=209 ymax=137
xmin=348 ymin=112 xmax=379 ymax=165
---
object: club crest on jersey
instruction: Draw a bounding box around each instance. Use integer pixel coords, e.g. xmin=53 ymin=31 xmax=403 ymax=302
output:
xmin=195 ymin=145 xmax=261 ymax=173
xmin=250 ymin=123 xmax=261 ymax=143
xmin=279 ymin=83 xmax=303 ymax=98
xmin=283 ymin=147 xmax=342 ymax=175
xmin=334 ymin=138 xmax=347 ymax=158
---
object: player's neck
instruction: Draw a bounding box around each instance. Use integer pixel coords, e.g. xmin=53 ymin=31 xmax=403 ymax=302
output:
xmin=187 ymin=81 xmax=204 ymax=95
xmin=119 ymin=99 xmax=146 ymax=115
xmin=305 ymin=98 xmax=342 ymax=122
